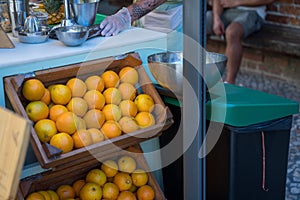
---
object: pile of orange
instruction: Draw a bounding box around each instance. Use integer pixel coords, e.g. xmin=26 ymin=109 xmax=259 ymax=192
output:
xmin=25 ymin=155 xmax=155 ymax=200
xmin=21 ymin=66 xmax=157 ymax=154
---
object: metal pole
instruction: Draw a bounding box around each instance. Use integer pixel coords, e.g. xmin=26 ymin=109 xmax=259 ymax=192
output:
xmin=183 ymin=0 xmax=206 ymax=199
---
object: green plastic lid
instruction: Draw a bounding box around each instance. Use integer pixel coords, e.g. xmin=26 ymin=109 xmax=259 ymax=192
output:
xmin=206 ymin=83 xmax=299 ymax=126
xmin=94 ymin=14 xmax=106 ymax=25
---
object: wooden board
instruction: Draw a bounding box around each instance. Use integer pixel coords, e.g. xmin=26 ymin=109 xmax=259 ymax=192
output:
xmin=0 ymin=26 xmax=14 ymax=49
xmin=0 ymin=107 xmax=31 ymax=200
xmin=4 ymin=52 xmax=174 ymax=169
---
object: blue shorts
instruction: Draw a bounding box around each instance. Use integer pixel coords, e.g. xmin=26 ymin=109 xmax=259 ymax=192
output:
xmin=206 ymin=8 xmax=264 ymax=38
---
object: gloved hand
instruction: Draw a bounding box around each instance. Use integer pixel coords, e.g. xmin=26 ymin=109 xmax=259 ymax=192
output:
xmin=100 ymin=7 xmax=131 ymax=37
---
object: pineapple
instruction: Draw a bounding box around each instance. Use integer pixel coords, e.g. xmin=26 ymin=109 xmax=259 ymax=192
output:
xmin=42 ymin=0 xmax=65 ymax=25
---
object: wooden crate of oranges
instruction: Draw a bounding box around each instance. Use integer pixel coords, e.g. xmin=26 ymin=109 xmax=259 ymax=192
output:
xmin=4 ymin=52 xmax=173 ymax=169
xmin=17 ymin=145 xmax=166 ymax=200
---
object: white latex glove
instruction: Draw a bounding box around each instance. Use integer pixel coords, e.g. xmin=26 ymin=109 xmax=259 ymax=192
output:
xmin=100 ymin=7 xmax=131 ymax=37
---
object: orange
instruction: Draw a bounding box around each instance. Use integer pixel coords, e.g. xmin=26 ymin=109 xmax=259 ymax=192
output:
xmin=34 ymin=119 xmax=57 ymax=143
xmin=26 ymin=192 xmax=45 ymax=200
xmin=37 ymin=191 xmax=51 ymax=200
xmin=101 ymin=120 xmax=122 ymax=139
xmin=128 ymin=184 xmax=138 ymax=193
xmin=66 ymin=97 xmax=88 ymax=117
xmin=22 ymin=78 xmax=46 ymax=101
xmin=131 ymin=169 xmax=148 ymax=187
xmin=103 ymin=88 xmax=122 ymax=105
xmin=85 ymin=75 xmax=105 ymax=92
xmin=102 ymin=182 xmax=119 ymax=200
xmin=76 ymin=117 xmax=87 ymax=130
xmin=101 ymin=160 xmax=119 ymax=178
xmin=49 ymin=104 xmax=68 ymax=121
xmin=88 ymin=128 xmax=106 ymax=144
xmin=118 ymin=83 xmax=137 ymax=101
xmin=119 ymin=100 xmax=137 ymax=117
xmin=119 ymin=66 xmax=139 ymax=85
xmin=56 ymin=184 xmax=75 ymax=200
xmin=83 ymin=109 xmax=106 ymax=129
xmin=113 ymin=172 xmax=132 ymax=191
xmin=72 ymin=179 xmax=86 ymax=197
xmin=47 ymin=190 xmax=59 ymax=200
xmin=40 ymin=88 xmax=51 ymax=105
xmin=117 ymin=191 xmax=137 ymax=200
xmin=117 ymin=156 xmax=136 ymax=173
xmin=66 ymin=77 xmax=87 ymax=97
xmin=134 ymin=94 xmax=154 ymax=112
xmin=56 ymin=112 xmax=79 ymax=134
xmin=101 ymin=70 xmax=120 ymax=88
xmin=102 ymin=104 xmax=122 ymax=121
xmin=50 ymin=84 xmax=72 ymax=105
xmin=135 ymin=112 xmax=155 ymax=128
xmin=72 ymin=129 xmax=93 ymax=149
xmin=50 ymin=132 xmax=74 ymax=153
xmin=118 ymin=116 xmax=139 ymax=134
xmin=83 ymin=90 xmax=105 ymax=110
xmin=79 ymin=182 xmax=102 ymax=200
xmin=25 ymin=101 xmax=49 ymax=122
xmin=136 ymin=185 xmax=155 ymax=200
xmin=47 ymin=84 xmax=56 ymax=93
xmin=85 ymin=169 xmax=107 ymax=186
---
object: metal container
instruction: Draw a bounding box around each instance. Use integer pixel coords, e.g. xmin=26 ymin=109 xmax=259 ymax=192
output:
xmin=17 ymin=26 xmax=50 ymax=44
xmin=69 ymin=0 xmax=100 ymax=27
xmin=8 ymin=0 xmax=28 ymax=37
xmin=148 ymin=51 xmax=227 ymax=95
xmin=55 ymin=25 xmax=89 ymax=46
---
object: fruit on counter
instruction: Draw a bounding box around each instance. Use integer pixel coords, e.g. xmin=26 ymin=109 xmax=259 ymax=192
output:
xmin=50 ymin=84 xmax=72 ymax=105
xmin=119 ymin=66 xmax=139 ymax=85
xmin=56 ymin=184 xmax=75 ymax=199
xmin=25 ymin=101 xmax=49 ymax=122
xmin=22 ymin=79 xmax=46 ymax=101
xmin=135 ymin=112 xmax=155 ymax=128
xmin=66 ymin=78 xmax=87 ymax=98
xmin=102 ymin=70 xmax=120 ymax=88
xmin=50 ymin=132 xmax=74 ymax=153
xmin=137 ymin=185 xmax=155 ymax=200
xmin=41 ymin=0 xmax=65 ymax=25
xmin=34 ymin=119 xmax=57 ymax=143
xmin=80 ymin=182 xmax=102 ymax=200
xmin=118 ymin=156 xmax=137 ymax=173
xmin=134 ymin=94 xmax=154 ymax=113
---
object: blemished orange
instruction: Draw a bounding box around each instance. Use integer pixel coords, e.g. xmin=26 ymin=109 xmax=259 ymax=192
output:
xmin=56 ymin=111 xmax=79 ymax=134
xmin=118 ymin=116 xmax=139 ymax=134
xmin=118 ymin=156 xmax=136 ymax=173
xmin=117 ymin=191 xmax=137 ymax=200
xmin=72 ymin=179 xmax=86 ymax=197
xmin=83 ymin=109 xmax=106 ymax=129
xmin=49 ymin=104 xmax=68 ymax=121
xmin=118 ymin=82 xmax=137 ymax=101
xmin=102 ymin=104 xmax=122 ymax=121
xmin=72 ymin=129 xmax=93 ymax=149
xmin=119 ymin=66 xmax=139 ymax=85
xmin=25 ymin=101 xmax=49 ymax=122
xmin=83 ymin=90 xmax=105 ymax=110
xmin=101 ymin=70 xmax=120 ymax=88
xmin=101 ymin=160 xmax=119 ymax=178
xmin=50 ymin=84 xmax=72 ymax=105
xmin=66 ymin=77 xmax=87 ymax=97
xmin=119 ymin=100 xmax=137 ymax=117
xmin=26 ymin=192 xmax=45 ymax=200
xmin=85 ymin=75 xmax=105 ymax=92
xmin=22 ymin=78 xmax=46 ymax=101
xmin=66 ymin=97 xmax=88 ymax=117
xmin=88 ymin=128 xmax=106 ymax=144
xmin=103 ymin=87 xmax=122 ymax=105
xmin=135 ymin=112 xmax=155 ymax=128
xmin=86 ymin=169 xmax=107 ymax=186
xmin=113 ymin=172 xmax=132 ymax=191
xmin=50 ymin=132 xmax=74 ymax=153
xmin=131 ymin=169 xmax=148 ymax=187
xmin=134 ymin=94 xmax=154 ymax=112
xmin=101 ymin=120 xmax=122 ymax=139
xmin=136 ymin=185 xmax=155 ymax=200
xmin=79 ymin=182 xmax=102 ymax=200
xmin=37 ymin=191 xmax=51 ymax=200
xmin=46 ymin=190 xmax=59 ymax=200
xmin=56 ymin=184 xmax=75 ymax=200
xmin=102 ymin=182 xmax=120 ymax=200
xmin=40 ymin=88 xmax=51 ymax=105
xmin=34 ymin=119 xmax=57 ymax=143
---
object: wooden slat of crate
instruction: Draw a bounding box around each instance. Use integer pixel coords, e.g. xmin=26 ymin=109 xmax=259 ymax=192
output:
xmin=18 ymin=145 xmax=166 ymax=200
xmin=4 ymin=52 xmax=173 ymax=169
xmin=0 ymin=107 xmax=31 ymax=200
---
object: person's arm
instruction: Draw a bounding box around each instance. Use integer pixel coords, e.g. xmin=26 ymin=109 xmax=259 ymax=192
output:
xmin=212 ymin=0 xmax=225 ymax=36
xmin=220 ymin=0 xmax=274 ymax=8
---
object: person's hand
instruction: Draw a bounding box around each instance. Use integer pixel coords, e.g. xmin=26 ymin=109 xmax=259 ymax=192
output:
xmin=213 ymin=17 xmax=225 ymax=36
xmin=100 ymin=7 xmax=131 ymax=37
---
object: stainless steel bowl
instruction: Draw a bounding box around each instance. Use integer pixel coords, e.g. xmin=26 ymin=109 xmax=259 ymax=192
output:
xmin=17 ymin=26 xmax=50 ymax=44
xmin=55 ymin=25 xmax=89 ymax=46
xmin=69 ymin=0 xmax=100 ymax=27
xmin=148 ymin=51 xmax=227 ymax=95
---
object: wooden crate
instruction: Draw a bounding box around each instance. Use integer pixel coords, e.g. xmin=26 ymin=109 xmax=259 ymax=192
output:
xmin=4 ymin=52 xmax=173 ymax=169
xmin=17 ymin=145 xmax=167 ymax=200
